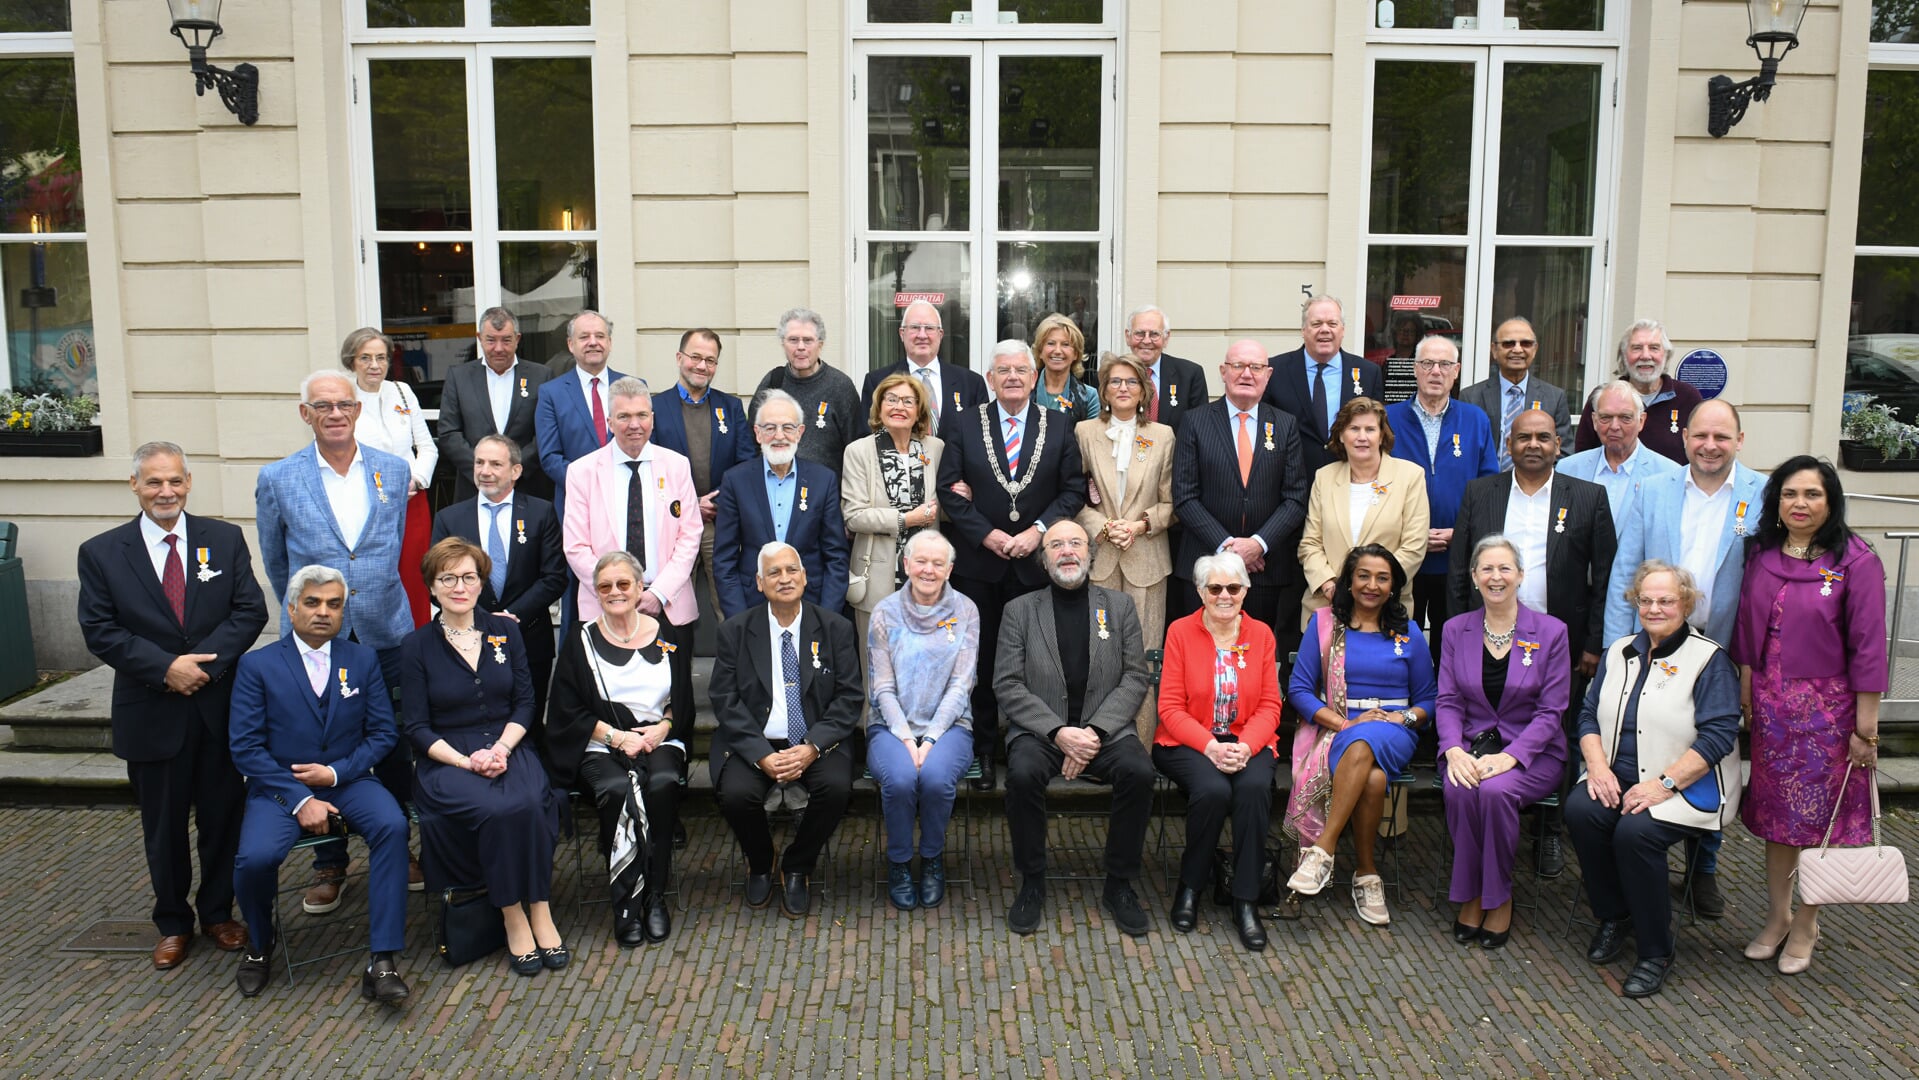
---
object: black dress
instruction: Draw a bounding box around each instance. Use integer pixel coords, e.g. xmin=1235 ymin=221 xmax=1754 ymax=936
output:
xmin=401 ymin=613 xmax=559 ymax=904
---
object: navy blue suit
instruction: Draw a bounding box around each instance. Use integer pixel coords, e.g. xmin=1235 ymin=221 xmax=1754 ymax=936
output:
xmin=1263 ymin=347 xmax=1385 ymax=472
xmin=649 ymin=385 xmax=756 ymax=490
xmin=859 ymin=360 xmax=989 ymax=442
xmin=229 ymin=636 xmax=408 ymax=955
xmin=533 ymin=366 xmax=629 ymax=521
xmin=430 ymin=491 xmax=567 ymax=722
xmin=712 ymin=458 xmax=850 ymax=618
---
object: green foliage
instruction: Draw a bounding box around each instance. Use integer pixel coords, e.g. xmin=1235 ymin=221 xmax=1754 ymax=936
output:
xmin=1841 ymin=393 xmax=1919 ymax=458
xmin=2 ymin=382 xmax=97 ymax=434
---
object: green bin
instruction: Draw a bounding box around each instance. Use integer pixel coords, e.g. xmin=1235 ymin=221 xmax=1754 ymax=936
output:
xmin=0 ymin=522 xmax=36 ymax=700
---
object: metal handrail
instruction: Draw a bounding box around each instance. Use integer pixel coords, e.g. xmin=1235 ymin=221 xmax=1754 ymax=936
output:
xmin=1886 ymin=533 xmax=1919 ymax=705
xmin=1854 ymin=494 xmax=1919 ymax=506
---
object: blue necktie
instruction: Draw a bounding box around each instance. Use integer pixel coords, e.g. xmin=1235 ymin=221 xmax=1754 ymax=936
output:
xmin=781 ymin=629 xmax=807 ymax=745
xmin=1500 ymin=385 xmax=1523 ymax=470
xmin=484 ymin=502 xmax=509 ymax=599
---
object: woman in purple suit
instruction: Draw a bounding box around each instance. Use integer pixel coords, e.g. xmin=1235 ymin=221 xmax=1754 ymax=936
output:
xmin=1436 ymin=535 xmax=1570 ymax=949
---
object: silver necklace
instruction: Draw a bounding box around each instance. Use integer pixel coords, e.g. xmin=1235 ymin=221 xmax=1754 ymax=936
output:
xmin=441 ymin=621 xmax=479 ymax=642
xmin=1483 ymin=621 xmax=1517 ymax=649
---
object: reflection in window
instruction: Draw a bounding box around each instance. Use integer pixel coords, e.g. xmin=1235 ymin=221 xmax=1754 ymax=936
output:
xmin=500 ymin=241 xmax=597 ymax=368
xmin=1489 ymin=246 xmax=1591 ymax=406
xmin=1369 ymin=62 xmax=1473 ymax=236
xmin=0 ymin=59 xmax=85 ymax=234
xmin=1860 ymin=70 xmax=1919 ymax=248
xmin=1364 ymin=245 xmax=1467 ymax=405
xmin=1510 ymin=0 xmax=1603 ymax=32
xmin=493 ymin=0 xmax=591 ymax=27
xmin=366 ymin=0 xmax=465 ymax=29
xmin=1497 ymin=64 xmax=1599 ymax=237
xmin=996 ymin=241 xmax=1098 ymax=350
xmin=1873 ymin=1 xmax=1919 ymax=43
xmin=494 ymin=58 xmax=595 ymax=231
xmin=3 ymin=242 xmax=92 ymax=394
xmin=370 ymin=60 xmax=472 ymax=231
xmin=868 ymin=0 xmax=968 ymax=21
xmin=1848 ymin=258 xmax=1919 ymax=426
xmin=868 ymin=57 xmax=971 ymax=231
xmin=867 ymin=241 xmax=972 ymax=376
xmin=378 ymin=241 xmax=476 ymax=382
xmin=0 ymin=0 xmax=68 ymax=33
xmin=998 ymin=58 xmax=1100 ymax=232
xmin=1376 ymin=0 xmax=1480 ymax=31
xmin=1002 ymin=0 xmax=1105 ymax=24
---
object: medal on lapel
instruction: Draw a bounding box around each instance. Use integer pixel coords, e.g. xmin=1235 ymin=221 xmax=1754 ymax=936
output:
xmin=1554 ymin=507 xmax=1567 ymax=534
xmin=1167 ymin=384 xmax=1179 ymax=407
xmin=798 ymin=486 xmax=810 ymax=512
xmin=515 ymin=519 xmax=527 ymax=545
xmin=1819 ymin=567 xmax=1845 ymax=597
xmin=810 ymin=641 xmax=821 ymax=669
xmin=1452 ymin=433 xmax=1462 ymax=458
xmin=1654 ymin=659 xmax=1679 ymax=689
xmin=1369 ymin=481 xmax=1387 ymax=507
xmin=1263 ymin=421 xmax=1275 ymax=451
xmin=486 ymin=634 xmax=508 ymax=664
xmin=338 ymin=668 xmax=359 ymax=698
xmin=716 ymin=406 xmax=728 ymax=434
xmin=195 ymin=546 xmax=221 ymax=583
xmin=658 ymin=640 xmax=678 ymax=655
xmin=815 ymin=402 xmax=828 ymax=429
xmin=1096 ymin=608 xmax=1111 ymax=640
xmin=1517 ymin=639 xmax=1540 ymax=666
xmin=1733 ymin=500 xmax=1750 ymax=536
xmin=1669 ymin=408 xmax=1680 ymax=434
xmin=1531 ymin=399 xmax=1541 ymax=411
xmin=1231 ymin=643 xmax=1248 ymax=669
xmin=952 ymin=391 xmax=962 ymax=415
xmin=1351 ymin=367 xmax=1363 ymax=397
xmin=394 ymin=400 xmax=411 ymax=417
xmin=1391 ymin=633 xmax=1408 ymax=658
xmin=1135 ymin=435 xmax=1152 ymax=463
xmin=938 ymin=616 xmax=958 ymax=643
xmin=518 ymin=376 xmax=529 ymax=399
xmin=373 ymin=471 xmax=389 ymax=504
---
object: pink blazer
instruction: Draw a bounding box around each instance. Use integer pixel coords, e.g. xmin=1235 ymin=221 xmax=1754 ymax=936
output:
xmin=563 ymin=441 xmax=702 ymax=625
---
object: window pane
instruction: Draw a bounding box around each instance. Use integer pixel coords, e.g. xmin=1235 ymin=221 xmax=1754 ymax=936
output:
xmin=0 ymin=1 xmax=70 ymax=33
xmin=378 ymin=240 xmax=476 ymax=382
xmin=0 ymin=59 xmax=84 ymax=234
xmin=1375 ymin=1 xmax=1482 ymax=31
xmin=366 ymin=1 xmax=465 ymax=28
xmin=1364 ymin=245 xmax=1468 ymax=406
xmin=1873 ymin=2 xmax=1919 ymax=43
xmin=998 ymin=57 xmax=1100 ymax=233
xmin=1510 ymin=0 xmax=1603 ymax=32
xmin=3 ymin=241 xmax=93 ymax=394
xmin=868 ymin=57 xmax=970 ymax=232
xmin=1496 ymin=63 xmax=1599 ymax=237
xmin=1860 ymin=70 xmax=1919 ymax=247
xmin=1369 ymin=61 xmax=1474 ymax=236
xmin=996 ymin=241 xmax=1098 ymax=351
xmin=1002 ymin=0 xmax=1105 ymax=24
xmin=1848 ymin=257 xmax=1919 ymax=425
xmin=867 ymin=0 xmax=968 ymax=22
xmin=493 ymin=57 xmax=595 ymax=231
xmin=369 ymin=59 xmax=471 ymax=231
xmin=493 ymin=0 xmax=591 ymax=26
xmin=868 ymin=240 xmax=971 ymax=375
xmin=1488 ymin=245 xmax=1592 ymax=407
xmin=500 ymin=240 xmax=596 ymax=368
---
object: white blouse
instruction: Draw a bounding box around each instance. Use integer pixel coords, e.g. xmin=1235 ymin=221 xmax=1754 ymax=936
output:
xmin=353 ymin=379 xmax=437 ymax=491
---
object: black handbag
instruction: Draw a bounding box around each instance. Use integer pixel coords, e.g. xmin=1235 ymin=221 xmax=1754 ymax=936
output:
xmin=1469 ymin=730 xmax=1506 ymax=757
xmin=1212 ymin=846 xmax=1285 ymax=908
xmin=438 ymin=885 xmax=505 ymax=967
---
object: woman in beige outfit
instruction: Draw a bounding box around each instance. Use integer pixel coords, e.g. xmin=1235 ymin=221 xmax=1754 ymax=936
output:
xmin=842 ymin=373 xmax=945 ymax=653
xmin=1298 ymin=396 xmax=1428 ymax=627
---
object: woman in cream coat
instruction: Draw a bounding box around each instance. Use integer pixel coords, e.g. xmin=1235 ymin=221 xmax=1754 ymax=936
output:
xmin=1298 ymin=396 xmax=1428 ymax=627
xmin=842 ymin=372 xmax=945 ymax=653
xmin=1074 ymin=352 xmax=1176 ymax=643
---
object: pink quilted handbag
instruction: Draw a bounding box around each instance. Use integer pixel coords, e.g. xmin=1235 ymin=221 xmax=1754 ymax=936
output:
xmin=1795 ymin=764 xmax=1910 ymax=907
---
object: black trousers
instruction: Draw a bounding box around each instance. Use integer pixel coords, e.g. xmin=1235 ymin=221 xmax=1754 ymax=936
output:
xmin=951 ymin=570 xmax=1042 ymax=758
xmin=576 ymin=745 xmax=684 ymax=901
xmin=1564 ymin=779 xmax=1702 ymax=960
xmin=127 ymin=718 xmax=246 ymax=936
xmin=1152 ymin=743 xmax=1277 ymax=901
xmin=714 ymin=748 xmax=854 ymax=875
xmin=1004 ymin=732 xmax=1155 ymax=880
xmin=1412 ymin=572 xmax=1451 ymax=665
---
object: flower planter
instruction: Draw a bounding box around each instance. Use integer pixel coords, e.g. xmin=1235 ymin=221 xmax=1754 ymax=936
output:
xmin=0 ymin=425 xmax=103 ymax=458
xmin=1839 ymin=439 xmax=1919 ymax=472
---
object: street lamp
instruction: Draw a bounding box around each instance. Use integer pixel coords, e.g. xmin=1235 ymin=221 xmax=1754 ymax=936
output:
xmin=166 ymin=0 xmax=260 ymax=126
xmin=1707 ymin=0 xmax=1810 ymax=138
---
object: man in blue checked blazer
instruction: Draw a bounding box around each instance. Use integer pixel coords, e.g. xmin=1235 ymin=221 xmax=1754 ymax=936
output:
xmin=713 ymin=389 xmax=850 ymax=618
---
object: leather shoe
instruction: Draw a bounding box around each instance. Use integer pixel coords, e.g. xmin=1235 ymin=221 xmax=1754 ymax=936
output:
xmin=744 ymin=870 xmax=775 ymax=908
xmin=1451 ymin=920 xmax=1481 ymax=945
xmin=1169 ymin=885 xmax=1199 ymax=932
xmin=970 ymin=753 xmax=995 ymax=792
xmin=235 ymin=949 xmax=271 ymax=997
xmin=361 ymin=955 xmax=409 ymax=1005
xmin=302 ymin=867 xmax=346 ymax=914
xmin=203 ymin=920 xmax=248 ymax=952
xmin=1478 ymin=926 xmax=1511 ymax=950
xmin=408 ymin=857 xmax=425 ymax=893
xmin=1535 ymin=833 xmax=1565 ymax=879
xmin=1007 ymin=877 xmax=1045 ymax=935
xmin=674 ymin=820 xmax=688 ymax=849
xmin=1622 ymin=954 xmax=1675 ymax=998
xmin=1586 ymin=919 xmax=1631 ymax=965
xmin=541 ymin=943 xmax=571 ymax=970
xmin=1689 ymin=870 xmax=1725 ymax=919
xmin=614 ymin=905 xmax=645 ymax=948
xmin=780 ymin=871 xmax=811 ymax=918
xmin=919 ymin=855 xmax=947 ymax=909
xmin=153 ymin=934 xmax=190 ymax=970
xmin=1233 ymin=901 xmax=1267 ymax=951
xmin=1103 ymin=880 xmax=1150 ymax=938
xmin=644 ymin=898 xmax=672 ymax=943
xmin=887 ymin=861 xmax=918 ymax=911
xmin=509 ymin=950 xmax=543 ymax=977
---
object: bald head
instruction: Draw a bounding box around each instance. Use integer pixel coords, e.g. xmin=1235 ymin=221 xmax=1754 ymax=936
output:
xmin=1041 ymin=520 xmax=1090 ymax=589
xmin=1220 ymin=339 xmax=1273 ymax=410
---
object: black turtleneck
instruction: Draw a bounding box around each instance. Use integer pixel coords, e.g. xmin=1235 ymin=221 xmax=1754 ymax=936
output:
xmin=1052 ymin=583 xmax=1090 ymax=726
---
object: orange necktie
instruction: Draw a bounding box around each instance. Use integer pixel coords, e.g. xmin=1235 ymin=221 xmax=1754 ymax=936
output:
xmin=1236 ymin=413 xmax=1252 ymax=486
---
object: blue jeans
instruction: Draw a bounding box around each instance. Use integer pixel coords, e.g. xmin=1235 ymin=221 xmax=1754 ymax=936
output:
xmin=867 ymin=728 xmax=974 ymax=863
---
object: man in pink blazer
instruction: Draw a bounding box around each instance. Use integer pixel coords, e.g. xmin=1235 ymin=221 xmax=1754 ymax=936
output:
xmin=564 ymin=376 xmax=704 ymax=728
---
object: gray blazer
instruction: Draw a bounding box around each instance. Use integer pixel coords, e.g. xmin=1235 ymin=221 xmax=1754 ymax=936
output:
xmin=993 ymin=584 xmax=1151 ymax=746
xmin=1461 ymin=373 xmax=1574 ymax=453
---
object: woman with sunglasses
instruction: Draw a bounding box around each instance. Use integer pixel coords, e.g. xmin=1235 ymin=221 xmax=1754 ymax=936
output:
xmin=543 ymin=551 xmax=688 ymax=948
xmin=1153 ymin=551 xmax=1282 ymax=951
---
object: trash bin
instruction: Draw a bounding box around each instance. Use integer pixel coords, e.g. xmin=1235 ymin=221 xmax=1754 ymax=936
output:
xmin=0 ymin=522 xmax=36 ymax=700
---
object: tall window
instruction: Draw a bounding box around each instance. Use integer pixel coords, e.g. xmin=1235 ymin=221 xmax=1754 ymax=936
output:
xmin=351 ymin=2 xmax=596 ymax=383
xmin=1848 ymin=5 xmax=1919 ymax=436
xmin=0 ymin=4 xmax=90 ymax=396
xmin=852 ymin=1 xmax=1116 ymax=375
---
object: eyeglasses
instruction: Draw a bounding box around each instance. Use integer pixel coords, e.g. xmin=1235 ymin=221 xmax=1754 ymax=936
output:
xmin=782 ymin=336 xmax=819 ymax=347
xmin=303 ymin=400 xmax=356 ymax=414
xmin=1593 ymin=412 xmax=1637 ymax=426
xmin=679 ymin=352 xmax=718 ymax=367
xmin=1497 ymin=338 xmax=1536 ymax=349
xmin=1634 ymin=596 xmax=1682 ymax=611
xmin=881 ymin=393 xmax=920 ymax=407
xmin=1223 ymin=362 xmax=1270 ymax=374
xmin=595 ymin=578 xmax=636 ymax=594
xmin=1127 ymin=329 xmax=1167 ymax=341
xmin=1204 ymin=583 xmax=1245 ymax=597
xmin=902 ymin=323 xmax=942 ymax=334
xmin=1106 ymin=377 xmax=1142 ymax=389
xmin=1413 ymin=360 xmax=1459 ymax=371
xmin=990 ymin=366 xmax=1033 ymax=378
xmin=756 ymin=422 xmax=803 ymax=435
xmin=1044 ymin=538 xmax=1088 ymax=552
xmin=435 ymin=573 xmax=481 ymax=589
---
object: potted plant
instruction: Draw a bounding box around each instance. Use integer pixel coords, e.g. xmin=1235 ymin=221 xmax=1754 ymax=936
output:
xmin=1839 ymin=392 xmax=1919 ymax=471
xmin=0 ymin=382 xmax=102 ymax=457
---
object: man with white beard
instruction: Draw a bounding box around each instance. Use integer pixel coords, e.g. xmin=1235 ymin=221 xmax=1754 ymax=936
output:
xmin=713 ymin=389 xmax=849 ymax=618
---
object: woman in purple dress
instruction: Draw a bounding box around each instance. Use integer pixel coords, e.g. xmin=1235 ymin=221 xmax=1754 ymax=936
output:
xmin=1732 ymin=456 xmax=1887 ymax=976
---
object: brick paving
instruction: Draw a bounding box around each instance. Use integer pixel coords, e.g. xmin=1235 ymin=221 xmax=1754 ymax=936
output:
xmin=1 ymin=800 xmax=1916 ymax=1079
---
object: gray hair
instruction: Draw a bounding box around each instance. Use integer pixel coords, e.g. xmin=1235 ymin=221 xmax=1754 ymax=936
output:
xmin=1301 ymin=294 xmax=1345 ymax=321
xmin=284 ymin=564 xmax=346 ymax=608
xmin=473 ymin=433 xmax=522 ymax=466
xmin=1624 ymin=558 xmax=1700 ymax=618
xmin=1191 ymin=551 xmax=1252 ymax=591
xmin=1468 ymin=533 xmax=1522 ymax=574
xmin=1591 ymin=379 xmax=1646 ymax=422
xmin=299 ymin=369 xmax=354 ymax=401
xmin=608 ymin=376 xmax=652 ymax=403
xmin=338 ymin=327 xmax=394 ymax=372
xmin=479 ymin=307 xmax=519 ymax=334
xmin=754 ymin=388 xmax=804 ymax=424
xmin=777 ymin=307 xmax=827 ymax=344
xmin=990 ymin=339 xmax=1035 ymax=371
xmin=1613 ymin=317 xmax=1674 ymax=377
xmin=902 ymin=529 xmax=955 ymax=563
xmin=131 ymin=440 xmax=189 ymax=478
xmin=900 ymin=300 xmax=943 ymax=329
xmin=566 ymin=309 xmax=613 ymax=339
xmin=1125 ymin=304 xmax=1172 ymax=336
xmin=1413 ymin=335 xmax=1459 ymax=364
xmin=757 ymin=541 xmax=801 ymax=574
xmin=593 ymin=549 xmax=642 ymax=585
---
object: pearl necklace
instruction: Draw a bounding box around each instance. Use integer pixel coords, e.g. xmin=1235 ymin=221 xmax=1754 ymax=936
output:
xmin=599 ymin=614 xmax=642 ymax=646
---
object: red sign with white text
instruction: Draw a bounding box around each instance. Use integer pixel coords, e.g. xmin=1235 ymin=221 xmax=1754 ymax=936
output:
xmin=1389 ymin=295 xmax=1441 ymax=310
xmin=894 ymin=292 xmax=946 ymax=307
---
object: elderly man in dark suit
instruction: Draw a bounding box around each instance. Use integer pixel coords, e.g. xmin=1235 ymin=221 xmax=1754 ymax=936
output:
xmin=995 ymin=520 xmax=1156 ymax=938
xmin=938 ymin=340 xmax=1088 ymax=790
xmin=1264 ymin=295 xmax=1385 ymax=472
xmin=708 ymin=542 xmax=864 ymax=918
xmin=429 ymin=434 xmax=567 ymax=722
xmin=436 ymin=306 xmax=554 ymax=502
xmin=76 ymin=441 xmax=269 ymax=971
xmin=1447 ymin=408 xmax=1616 ymax=878
xmin=1460 ymin=317 xmax=1575 ymax=468
xmin=860 ymin=299 xmax=989 ymax=441
xmin=1172 ymin=339 xmax=1311 ymax=657
xmin=1123 ymin=304 xmax=1209 ymax=435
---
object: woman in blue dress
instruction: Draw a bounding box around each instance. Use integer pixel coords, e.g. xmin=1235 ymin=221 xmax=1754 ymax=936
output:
xmin=1284 ymin=544 xmax=1437 ymax=927
xmin=402 ymin=537 xmax=562 ymax=976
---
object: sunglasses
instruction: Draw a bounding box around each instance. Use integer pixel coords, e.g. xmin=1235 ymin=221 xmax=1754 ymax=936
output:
xmin=1204 ymin=583 xmax=1245 ymax=597
xmin=595 ymin=578 xmax=637 ymax=594
xmin=1497 ymin=338 xmax=1536 ymax=349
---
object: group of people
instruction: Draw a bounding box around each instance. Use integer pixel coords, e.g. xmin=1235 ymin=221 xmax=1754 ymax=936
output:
xmin=73 ymin=297 xmax=1886 ymax=1005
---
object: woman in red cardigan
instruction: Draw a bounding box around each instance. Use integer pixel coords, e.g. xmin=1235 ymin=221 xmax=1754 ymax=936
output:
xmin=1154 ymin=551 xmax=1283 ymax=952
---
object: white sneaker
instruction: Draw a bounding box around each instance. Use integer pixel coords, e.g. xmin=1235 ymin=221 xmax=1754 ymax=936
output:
xmin=1352 ymin=873 xmax=1390 ymax=926
xmin=1286 ymin=846 xmax=1334 ymax=896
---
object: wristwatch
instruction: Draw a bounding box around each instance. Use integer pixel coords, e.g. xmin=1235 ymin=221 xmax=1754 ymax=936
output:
xmin=1658 ymin=774 xmax=1678 ymax=792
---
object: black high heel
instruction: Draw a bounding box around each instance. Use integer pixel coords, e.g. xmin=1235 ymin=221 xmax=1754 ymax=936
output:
xmin=1451 ymin=920 xmax=1481 ymax=944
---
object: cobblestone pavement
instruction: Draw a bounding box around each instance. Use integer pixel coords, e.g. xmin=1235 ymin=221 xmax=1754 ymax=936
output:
xmin=1 ymin=801 xmax=1916 ymax=1079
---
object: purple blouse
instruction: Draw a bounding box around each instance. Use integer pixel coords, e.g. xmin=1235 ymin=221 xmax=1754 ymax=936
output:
xmin=1730 ymin=538 xmax=1888 ymax=691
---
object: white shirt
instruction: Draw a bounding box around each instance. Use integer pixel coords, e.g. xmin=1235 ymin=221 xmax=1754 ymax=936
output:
xmin=763 ymin=607 xmax=805 ymax=742
xmin=1680 ymin=470 xmax=1733 ymax=630
xmin=315 ymin=445 xmax=371 ymax=552
xmin=352 ymin=381 xmax=436 ymax=490
xmin=578 ymin=365 xmax=610 ymax=430
xmin=484 ymin=361 xmax=518 ymax=435
xmin=1347 ymin=483 xmax=1373 ymax=545
xmin=476 ymin=493 xmax=515 ymax=571
xmin=597 ymin=443 xmax=664 ymax=589
xmin=138 ymin=511 xmax=189 ymax=582
xmin=580 ymin=626 xmax=682 ymax=756
xmin=1504 ymin=474 xmax=1554 ymax=614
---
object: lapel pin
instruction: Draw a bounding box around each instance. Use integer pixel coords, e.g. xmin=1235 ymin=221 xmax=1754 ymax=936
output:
xmin=1517 ymin=639 xmax=1540 ymax=667
xmin=1263 ymin=421 xmax=1275 ymax=451
xmin=195 ymin=546 xmax=221 ymax=583
xmin=810 ymin=640 xmax=822 ymax=669
xmin=1096 ymin=608 xmax=1111 ymax=640
xmin=716 ymin=406 xmax=729 ymax=434
xmin=1819 ymin=566 xmax=1844 ymax=597
xmin=815 ymin=402 xmax=828 ymax=429
xmin=1554 ymin=507 xmax=1567 ymax=534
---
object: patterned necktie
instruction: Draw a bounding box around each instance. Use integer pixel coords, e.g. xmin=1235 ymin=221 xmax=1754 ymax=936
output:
xmin=484 ymin=501 xmax=509 ymax=599
xmin=781 ymin=629 xmax=807 ymax=745
xmin=591 ymin=376 xmax=607 ymax=447
xmin=161 ymin=534 xmax=186 ymax=625
xmin=1236 ymin=412 xmax=1253 ymax=486
xmin=1500 ymin=384 xmax=1523 ymax=470
xmin=915 ymin=366 xmax=937 ymax=424
xmin=1147 ymin=369 xmax=1161 ymax=423
xmin=1311 ymin=362 xmax=1331 ymax=437
xmin=305 ymin=649 xmax=327 ymax=697
xmin=1005 ymin=416 xmax=1022 ymax=476
xmin=625 ymin=460 xmax=648 ymax=573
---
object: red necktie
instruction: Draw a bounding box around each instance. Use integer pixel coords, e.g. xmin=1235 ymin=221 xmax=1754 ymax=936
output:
xmin=1236 ymin=414 xmax=1253 ymax=486
xmin=162 ymin=534 xmax=186 ymax=625
xmin=1148 ymin=371 xmax=1160 ymax=423
xmin=590 ymin=376 xmax=607 ymax=446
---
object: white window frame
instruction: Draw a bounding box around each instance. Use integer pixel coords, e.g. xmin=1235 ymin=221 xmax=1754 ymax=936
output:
xmin=1858 ymin=45 xmax=1919 ymax=274
xmin=1365 ymin=0 xmax=1623 ymax=46
xmin=0 ymin=29 xmax=84 ymax=394
xmin=349 ymin=0 xmax=592 ymax=42
xmin=852 ymin=0 xmax=1115 ymax=38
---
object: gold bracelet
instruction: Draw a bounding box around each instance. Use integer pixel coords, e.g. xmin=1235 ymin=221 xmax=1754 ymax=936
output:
xmin=1859 ymin=734 xmax=1880 ymax=745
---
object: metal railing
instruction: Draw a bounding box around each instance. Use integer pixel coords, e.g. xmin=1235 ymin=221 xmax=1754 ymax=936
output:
xmin=1886 ymin=530 xmax=1919 ymax=710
